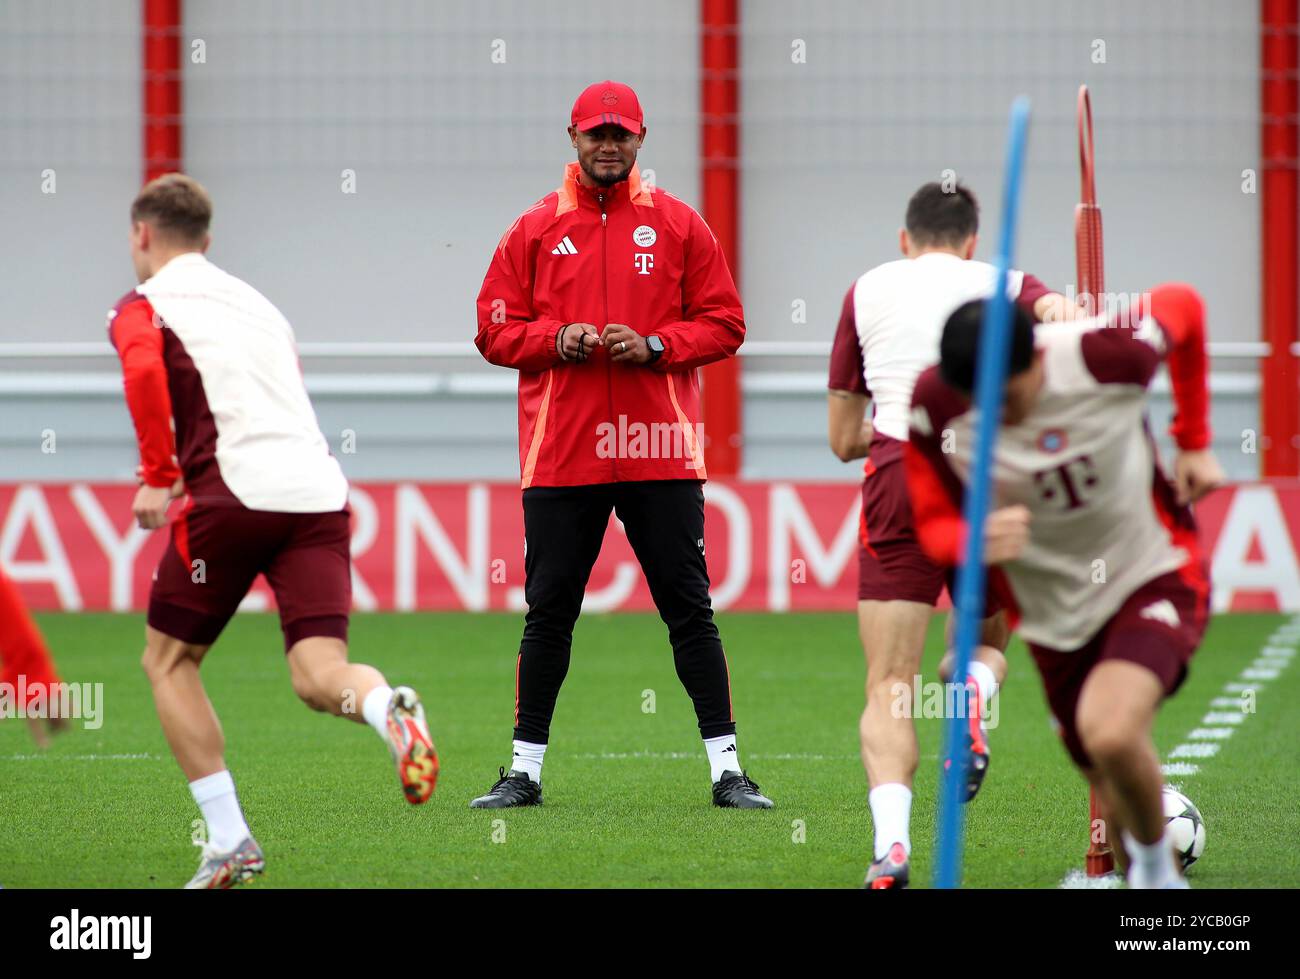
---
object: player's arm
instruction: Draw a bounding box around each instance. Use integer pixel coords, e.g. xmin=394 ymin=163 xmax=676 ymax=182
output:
xmin=1017 ymin=271 xmax=1085 ymax=323
xmin=108 ymin=297 xmax=182 ymax=529
xmin=1033 ymin=292 xmax=1085 ymax=323
xmin=904 ymin=372 xmax=1030 ymax=565
xmin=1083 ymin=282 xmax=1224 ymax=503
xmin=826 ymin=282 xmax=873 ymax=461
xmin=1149 ymin=284 xmax=1224 ymax=503
xmin=828 ymin=390 xmax=872 ymax=461
xmin=475 ymin=216 xmax=569 ymax=371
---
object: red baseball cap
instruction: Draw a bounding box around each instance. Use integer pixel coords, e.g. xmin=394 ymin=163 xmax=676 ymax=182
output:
xmin=571 ymin=81 xmax=644 ymax=134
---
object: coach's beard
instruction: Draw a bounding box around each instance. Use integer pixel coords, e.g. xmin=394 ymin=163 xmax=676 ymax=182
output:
xmin=581 ymin=159 xmax=633 ymax=187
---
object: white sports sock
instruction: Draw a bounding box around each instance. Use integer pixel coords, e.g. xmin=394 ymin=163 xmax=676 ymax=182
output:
xmin=869 ymin=783 xmax=912 ymax=860
xmin=511 ymin=739 xmax=546 ymax=783
xmin=1123 ymin=829 xmax=1181 ymax=889
xmin=361 ymin=684 xmax=394 ymax=742
xmin=967 ymin=660 xmax=999 ymax=720
xmin=704 ymin=734 xmax=741 ymax=782
xmin=190 ymin=770 xmax=251 ymax=852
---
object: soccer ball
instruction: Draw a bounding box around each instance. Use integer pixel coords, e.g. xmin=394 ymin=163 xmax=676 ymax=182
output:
xmin=1163 ymin=786 xmax=1206 ymax=869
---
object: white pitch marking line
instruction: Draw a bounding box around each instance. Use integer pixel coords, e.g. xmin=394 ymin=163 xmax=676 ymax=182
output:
xmin=1153 ymin=615 xmax=1300 ymax=783
xmin=1200 ymin=712 xmax=1246 ymax=725
xmin=570 ymin=751 xmax=855 ymax=762
xmin=1169 ymin=743 xmax=1220 ymax=759
xmin=1061 ymin=869 xmax=1125 ymax=889
xmin=1242 ymin=668 xmax=1281 ymax=680
xmin=5 ymin=753 xmax=161 ymax=761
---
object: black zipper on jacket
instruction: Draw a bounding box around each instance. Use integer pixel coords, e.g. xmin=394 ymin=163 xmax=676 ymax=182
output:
xmin=599 ymin=191 xmax=617 ymax=481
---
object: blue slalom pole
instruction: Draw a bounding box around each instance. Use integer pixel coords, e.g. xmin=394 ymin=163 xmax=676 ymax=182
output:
xmin=932 ymin=96 xmax=1032 ymax=889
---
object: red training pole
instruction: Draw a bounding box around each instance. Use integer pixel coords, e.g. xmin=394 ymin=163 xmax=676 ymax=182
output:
xmin=1262 ymin=0 xmax=1299 ymax=476
xmin=143 ymin=0 xmax=183 ymax=182
xmin=1075 ymin=85 xmax=1116 ymax=878
xmin=700 ymin=0 xmax=742 ymax=476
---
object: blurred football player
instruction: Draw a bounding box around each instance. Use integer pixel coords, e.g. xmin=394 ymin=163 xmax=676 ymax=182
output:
xmin=827 ymin=181 xmax=1080 ymax=887
xmin=109 ymin=173 xmax=438 ymax=889
xmin=906 ymin=284 xmax=1224 ymax=888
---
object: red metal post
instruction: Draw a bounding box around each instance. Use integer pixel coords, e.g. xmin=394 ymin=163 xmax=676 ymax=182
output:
xmin=1262 ymin=0 xmax=1299 ymax=475
xmin=700 ymin=0 xmax=742 ymax=476
xmin=143 ymin=0 xmax=183 ymax=182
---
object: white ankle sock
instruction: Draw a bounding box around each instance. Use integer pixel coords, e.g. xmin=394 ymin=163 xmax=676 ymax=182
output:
xmin=704 ymin=734 xmax=741 ymax=782
xmin=967 ymin=660 xmax=998 ymax=716
xmin=972 ymin=657 xmax=998 ymax=728
xmin=511 ymin=740 xmax=546 ymax=783
xmin=869 ymin=783 xmax=912 ymax=860
xmin=361 ymin=685 xmax=394 ymax=742
xmin=190 ymin=770 xmax=251 ymax=852
xmin=1123 ymin=829 xmax=1181 ymax=888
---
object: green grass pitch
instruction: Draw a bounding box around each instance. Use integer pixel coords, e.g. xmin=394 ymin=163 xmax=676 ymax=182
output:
xmin=2 ymin=611 xmax=1296 ymax=888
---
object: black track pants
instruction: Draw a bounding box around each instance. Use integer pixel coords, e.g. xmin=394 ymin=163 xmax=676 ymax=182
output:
xmin=512 ymin=479 xmax=736 ymax=744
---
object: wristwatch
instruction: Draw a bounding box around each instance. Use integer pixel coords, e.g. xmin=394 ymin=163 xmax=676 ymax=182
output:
xmin=646 ymin=335 xmax=665 ymax=364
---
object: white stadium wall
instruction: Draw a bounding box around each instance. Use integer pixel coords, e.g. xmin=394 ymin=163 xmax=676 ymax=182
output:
xmin=181 ymin=0 xmax=701 ymax=344
xmin=1 ymin=1 xmax=142 ymax=343
xmin=738 ymin=0 xmax=1262 ymax=480
xmin=739 ymin=0 xmax=1260 ymax=345
xmin=0 ymin=1 xmax=1274 ymax=486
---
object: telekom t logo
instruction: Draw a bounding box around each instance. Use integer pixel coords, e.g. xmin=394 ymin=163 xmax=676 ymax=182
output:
xmin=1033 ymin=454 xmax=1099 ymax=510
xmin=633 ymin=253 xmax=654 ymax=275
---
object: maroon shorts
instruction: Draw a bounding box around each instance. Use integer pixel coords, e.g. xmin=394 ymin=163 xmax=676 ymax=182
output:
xmin=147 ymin=502 xmax=352 ymax=651
xmin=1027 ymin=569 xmax=1208 ymax=768
xmin=857 ymin=458 xmax=948 ymax=604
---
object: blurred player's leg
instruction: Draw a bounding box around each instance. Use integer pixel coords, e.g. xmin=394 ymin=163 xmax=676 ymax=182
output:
xmin=141 ymin=627 xmax=224 ymax=780
xmin=141 ymin=626 xmax=261 ymax=889
xmin=145 ymin=504 xmax=265 ymax=887
xmin=938 ymin=609 xmax=1011 ymax=799
xmin=859 ymin=598 xmax=930 ymax=886
xmin=1075 ymin=661 xmax=1180 ymax=889
xmin=0 ymin=568 xmax=67 ymax=747
xmin=1030 ymin=568 xmax=1204 ymax=889
xmin=266 ymin=511 xmax=437 ymax=805
xmin=854 ymin=445 xmax=950 ymax=886
xmin=287 ymin=637 xmax=437 ymax=805
xmin=287 ymin=636 xmax=386 ymax=720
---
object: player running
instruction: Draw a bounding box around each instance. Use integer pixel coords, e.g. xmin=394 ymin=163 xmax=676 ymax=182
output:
xmin=109 ymin=173 xmax=438 ymax=889
xmin=827 ymin=181 xmax=1079 ymax=888
xmin=906 ymin=284 xmax=1224 ymax=888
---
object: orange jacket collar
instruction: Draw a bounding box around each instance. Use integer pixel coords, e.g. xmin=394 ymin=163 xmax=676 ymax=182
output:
xmin=556 ymin=161 xmax=653 ymax=216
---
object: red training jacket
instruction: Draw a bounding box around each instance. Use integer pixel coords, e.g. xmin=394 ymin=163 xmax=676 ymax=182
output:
xmin=475 ymin=162 xmax=745 ymax=488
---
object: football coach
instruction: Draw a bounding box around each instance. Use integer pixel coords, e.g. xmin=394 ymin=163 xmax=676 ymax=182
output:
xmin=472 ymin=80 xmax=770 ymax=810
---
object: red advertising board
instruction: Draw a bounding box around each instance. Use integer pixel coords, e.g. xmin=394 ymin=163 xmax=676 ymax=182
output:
xmin=1 ymin=481 xmax=1297 ymax=613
